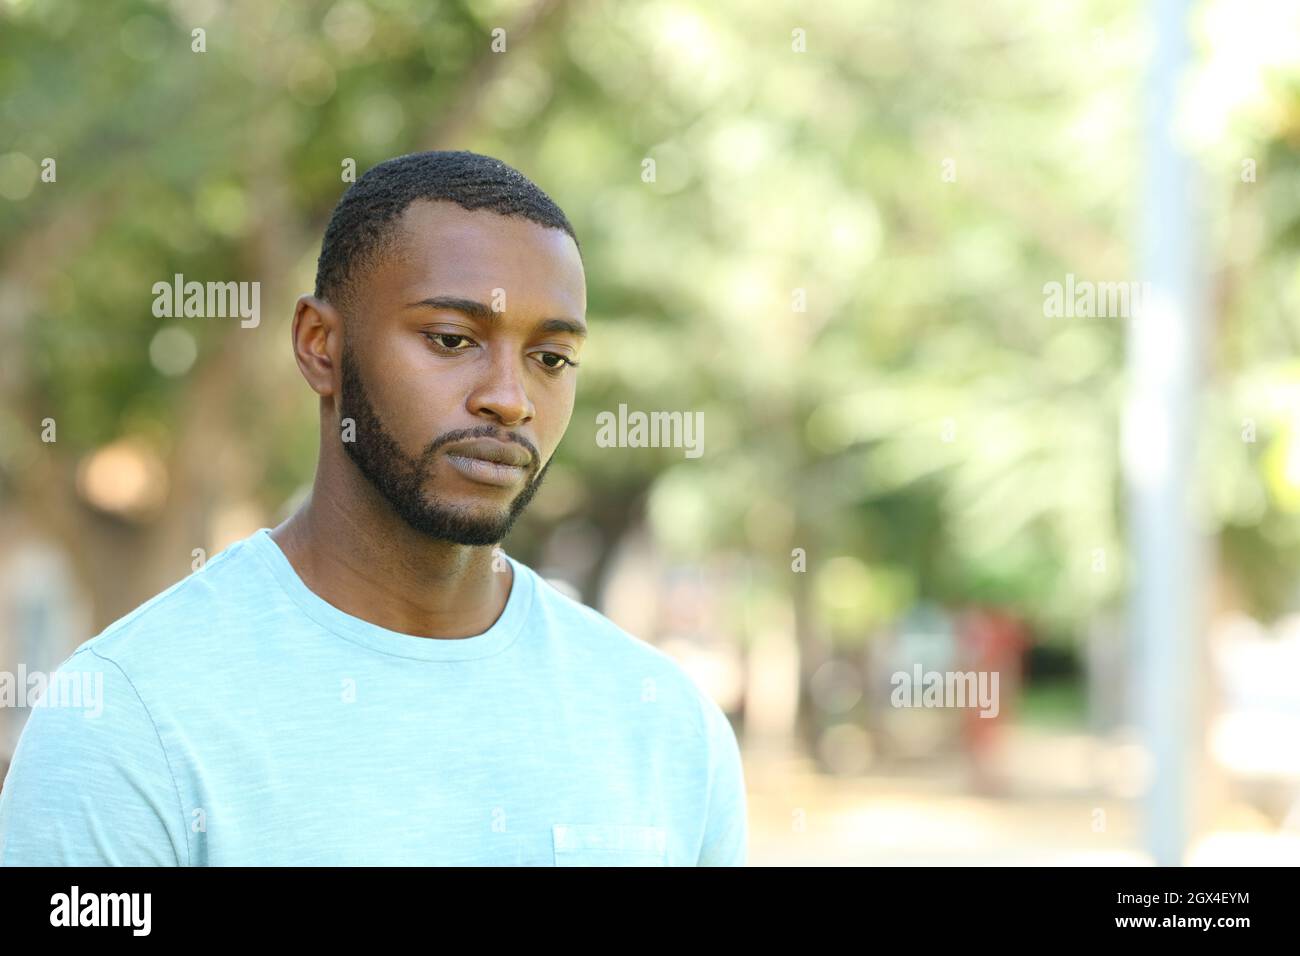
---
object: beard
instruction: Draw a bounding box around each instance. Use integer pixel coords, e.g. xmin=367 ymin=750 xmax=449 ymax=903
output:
xmin=337 ymin=341 xmax=550 ymax=546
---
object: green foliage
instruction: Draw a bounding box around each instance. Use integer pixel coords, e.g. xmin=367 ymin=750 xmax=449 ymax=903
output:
xmin=2 ymin=0 xmax=1299 ymax=634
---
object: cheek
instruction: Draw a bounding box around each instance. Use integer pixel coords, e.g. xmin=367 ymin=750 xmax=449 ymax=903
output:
xmin=365 ymin=346 xmax=457 ymax=443
xmin=540 ymin=381 xmax=577 ymax=445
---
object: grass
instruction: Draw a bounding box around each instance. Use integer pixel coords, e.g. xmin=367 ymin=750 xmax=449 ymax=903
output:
xmin=1016 ymin=679 xmax=1087 ymax=728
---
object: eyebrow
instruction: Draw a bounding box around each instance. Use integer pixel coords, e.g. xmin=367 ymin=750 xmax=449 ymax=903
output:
xmin=406 ymin=295 xmax=588 ymax=339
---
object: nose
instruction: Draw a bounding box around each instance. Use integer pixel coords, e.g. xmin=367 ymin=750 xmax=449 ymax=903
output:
xmin=468 ymin=350 xmax=534 ymax=428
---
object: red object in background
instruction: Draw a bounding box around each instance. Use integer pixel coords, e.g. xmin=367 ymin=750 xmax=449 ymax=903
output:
xmin=955 ymin=606 xmax=1030 ymax=794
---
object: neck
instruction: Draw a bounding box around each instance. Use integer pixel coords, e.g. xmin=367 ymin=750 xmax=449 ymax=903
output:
xmin=269 ymin=456 xmax=512 ymax=640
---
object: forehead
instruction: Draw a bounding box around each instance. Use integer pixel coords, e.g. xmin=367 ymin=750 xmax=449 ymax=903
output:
xmin=381 ymin=199 xmax=586 ymax=315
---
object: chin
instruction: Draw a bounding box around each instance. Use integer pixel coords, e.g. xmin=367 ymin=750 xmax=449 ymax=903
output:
xmin=400 ymin=497 xmax=514 ymax=546
xmin=408 ymin=518 xmax=509 ymax=547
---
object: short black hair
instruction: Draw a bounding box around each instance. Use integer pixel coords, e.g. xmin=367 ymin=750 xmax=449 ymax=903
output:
xmin=313 ymin=150 xmax=580 ymax=314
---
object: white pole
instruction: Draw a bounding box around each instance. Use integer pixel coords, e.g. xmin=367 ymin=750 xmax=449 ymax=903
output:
xmin=1125 ymin=0 xmax=1207 ymax=866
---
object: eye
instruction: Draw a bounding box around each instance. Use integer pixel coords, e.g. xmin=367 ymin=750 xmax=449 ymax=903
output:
xmin=423 ymin=332 xmax=475 ymax=352
xmin=535 ymin=351 xmax=579 ymax=373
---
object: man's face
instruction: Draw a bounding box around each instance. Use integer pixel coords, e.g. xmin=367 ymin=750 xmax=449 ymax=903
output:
xmin=337 ymin=199 xmax=586 ymax=546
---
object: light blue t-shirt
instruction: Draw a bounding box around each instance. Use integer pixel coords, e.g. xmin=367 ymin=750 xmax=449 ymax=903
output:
xmin=0 ymin=529 xmax=747 ymax=866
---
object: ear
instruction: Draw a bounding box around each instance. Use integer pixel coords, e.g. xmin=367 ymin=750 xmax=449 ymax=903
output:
xmin=291 ymin=295 xmax=343 ymax=398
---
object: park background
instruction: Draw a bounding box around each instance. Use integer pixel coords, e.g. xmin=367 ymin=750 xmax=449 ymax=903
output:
xmin=3 ymin=0 xmax=1300 ymax=864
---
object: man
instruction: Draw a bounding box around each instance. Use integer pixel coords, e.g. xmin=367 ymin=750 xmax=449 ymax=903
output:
xmin=0 ymin=150 xmax=747 ymax=866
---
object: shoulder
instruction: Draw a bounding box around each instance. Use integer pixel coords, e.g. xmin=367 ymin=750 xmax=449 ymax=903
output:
xmin=516 ymin=560 xmax=725 ymax=743
xmin=66 ymin=533 xmax=263 ymax=681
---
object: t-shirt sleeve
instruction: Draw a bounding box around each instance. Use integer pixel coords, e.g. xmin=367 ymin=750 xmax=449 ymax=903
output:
xmin=0 ymin=647 xmax=188 ymax=866
xmin=695 ymin=697 xmax=749 ymax=866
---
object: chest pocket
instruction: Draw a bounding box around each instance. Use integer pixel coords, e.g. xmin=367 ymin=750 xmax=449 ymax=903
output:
xmin=551 ymin=823 xmax=668 ymax=866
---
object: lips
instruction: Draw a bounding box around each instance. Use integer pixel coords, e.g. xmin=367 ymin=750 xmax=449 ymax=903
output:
xmin=441 ymin=437 xmax=533 ymax=488
xmin=442 ymin=438 xmax=532 ymax=468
